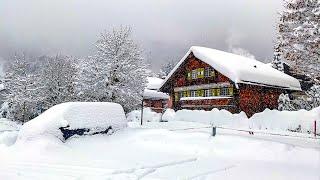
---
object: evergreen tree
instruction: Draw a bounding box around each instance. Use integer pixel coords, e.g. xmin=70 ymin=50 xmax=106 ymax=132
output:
xmin=278 ymin=0 xmax=319 ymax=77
xmin=79 ymin=26 xmax=148 ymax=112
xmin=158 ymin=59 xmax=176 ymax=78
xmin=271 ymin=43 xmax=284 ymax=72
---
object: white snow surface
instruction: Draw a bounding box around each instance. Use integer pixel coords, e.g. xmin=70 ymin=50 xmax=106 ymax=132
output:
xmin=143 ymin=89 xmax=169 ymax=100
xmin=127 ymin=107 xmax=161 ymax=122
xmin=18 ymin=102 xmax=127 ymax=141
xmin=144 ymin=77 xmax=169 ymax=99
xmin=161 ymin=46 xmax=301 ymax=90
xmin=146 ymin=77 xmax=164 ymax=90
xmin=161 ymin=108 xmax=176 ymax=122
xmin=0 ymin=120 xmax=319 ymax=180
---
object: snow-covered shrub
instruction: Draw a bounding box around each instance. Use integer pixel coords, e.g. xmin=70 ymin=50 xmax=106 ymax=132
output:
xmin=127 ymin=107 xmax=161 ymax=122
xmin=161 ymin=109 xmax=176 ymax=122
xmin=17 ymin=102 xmax=127 ymax=142
xmin=279 ymin=85 xmax=320 ymax=111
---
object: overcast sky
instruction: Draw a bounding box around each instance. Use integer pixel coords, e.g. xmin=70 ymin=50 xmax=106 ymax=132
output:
xmin=0 ymin=0 xmax=282 ymax=71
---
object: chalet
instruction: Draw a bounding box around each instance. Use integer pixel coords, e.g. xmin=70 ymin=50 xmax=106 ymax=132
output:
xmin=159 ymin=46 xmax=301 ymax=117
xmin=143 ymin=77 xmax=169 ymax=113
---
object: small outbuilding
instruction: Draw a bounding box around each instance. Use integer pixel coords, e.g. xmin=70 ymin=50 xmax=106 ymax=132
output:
xmin=159 ymin=46 xmax=301 ymax=117
xmin=143 ymin=77 xmax=169 ymax=113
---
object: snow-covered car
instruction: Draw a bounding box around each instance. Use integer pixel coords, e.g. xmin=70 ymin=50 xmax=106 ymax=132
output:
xmin=17 ymin=102 xmax=127 ymax=141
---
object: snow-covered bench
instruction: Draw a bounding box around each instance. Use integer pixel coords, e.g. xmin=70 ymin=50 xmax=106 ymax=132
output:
xmin=18 ymin=102 xmax=127 ymax=141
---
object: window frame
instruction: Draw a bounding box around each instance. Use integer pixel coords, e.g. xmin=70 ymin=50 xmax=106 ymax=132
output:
xmin=191 ymin=70 xmax=197 ymax=79
xmin=191 ymin=90 xmax=197 ymax=97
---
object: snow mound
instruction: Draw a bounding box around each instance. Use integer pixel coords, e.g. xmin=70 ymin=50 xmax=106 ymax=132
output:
xmin=0 ymin=118 xmax=21 ymax=131
xmin=18 ymin=102 xmax=127 ymax=141
xmin=161 ymin=109 xmax=176 ymax=122
xmin=127 ymin=108 xmax=161 ymax=122
xmin=250 ymin=107 xmax=320 ymax=133
xmin=175 ymin=109 xmax=248 ymax=128
xmin=169 ymin=107 xmax=320 ymax=134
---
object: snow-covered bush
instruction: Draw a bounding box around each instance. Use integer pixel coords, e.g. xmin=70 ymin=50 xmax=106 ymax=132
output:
xmin=161 ymin=109 xmax=176 ymax=122
xmin=278 ymin=84 xmax=320 ymax=111
xmin=17 ymin=102 xmax=127 ymax=142
xmin=127 ymin=107 xmax=161 ymax=122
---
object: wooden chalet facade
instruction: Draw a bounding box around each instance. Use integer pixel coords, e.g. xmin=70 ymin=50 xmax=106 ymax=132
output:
xmin=160 ymin=46 xmax=301 ymax=117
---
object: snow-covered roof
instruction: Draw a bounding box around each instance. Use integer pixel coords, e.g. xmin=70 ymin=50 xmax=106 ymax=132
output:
xmin=143 ymin=89 xmax=169 ymax=100
xmin=160 ymin=46 xmax=301 ymax=91
xmin=146 ymin=77 xmax=164 ymax=90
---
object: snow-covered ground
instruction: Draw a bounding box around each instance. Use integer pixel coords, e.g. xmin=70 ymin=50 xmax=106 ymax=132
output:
xmin=0 ymin=119 xmax=319 ymax=180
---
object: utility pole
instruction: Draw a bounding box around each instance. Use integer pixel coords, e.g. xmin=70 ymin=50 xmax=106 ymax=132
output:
xmin=141 ymin=98 xmax=144 ymax=126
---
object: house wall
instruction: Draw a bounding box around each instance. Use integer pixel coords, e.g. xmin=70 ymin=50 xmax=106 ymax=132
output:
xmin=161 ymin=53 xmax=285 ymax=117
xmin=143 ymin=99 xmax=168 ymax=113
xmin=169 ymin=54 xmax=238 ymax=112
xmin=238 ymin=84 xmax=283 ymax=117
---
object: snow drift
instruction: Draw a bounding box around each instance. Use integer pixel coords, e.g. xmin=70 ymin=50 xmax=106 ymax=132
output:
xmin=127 ymin=107 xmax=161 ymax=122
xmin=18 ymin=102 xmax=127 ymax=141
xmin=133 ymin=107 xmax=320 ymax=134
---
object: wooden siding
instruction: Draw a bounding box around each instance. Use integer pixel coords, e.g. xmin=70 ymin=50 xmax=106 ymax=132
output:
xmin=143 ymin=99 xmax=168 ymax=113
xmin=160 ymin=52 xmax=286 ymax=117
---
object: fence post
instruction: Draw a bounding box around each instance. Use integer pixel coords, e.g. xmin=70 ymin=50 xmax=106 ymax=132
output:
xmin=212 ymin=126 xmax=216 ymax=136
xmin=314 ymin=121 xmax=317 ymax=138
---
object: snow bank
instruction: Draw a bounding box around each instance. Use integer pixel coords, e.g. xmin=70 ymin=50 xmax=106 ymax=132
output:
xmin=0 ymin=118 xmax=21 ymax=131
xmin=175 ymin=109 xmax=248 ymax=128
xmin=161 ymin=109 xmax=176 ymax=122
xmin=127 ymin=108 xmax=161 ymax=122
xmin=168 ymin=107 xmax=320 ymax=134
xmin=250 ymin=107 xmax=320 ymax=133
xmin=18 ymin=102 xmax=127 ymax=141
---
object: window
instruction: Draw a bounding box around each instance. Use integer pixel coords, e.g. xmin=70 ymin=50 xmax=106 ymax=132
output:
xmin=221 ymin=87 xmax=229 ymax=96
xmin=179 ymin=91 xmax=184 ymax=98
xmin=192 ymin=70 xmax=197 ymax=79
xmin=204 ymin=89 xmax=212 ymax=97
xmin=191 ymin=90 xmax=197 ymax=97
xmin=204 ymin=67 xmax=211 ymax=77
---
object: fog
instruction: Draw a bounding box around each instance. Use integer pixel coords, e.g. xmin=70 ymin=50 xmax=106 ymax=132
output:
xmin=0 ymin=0 xmax=282 ymax=71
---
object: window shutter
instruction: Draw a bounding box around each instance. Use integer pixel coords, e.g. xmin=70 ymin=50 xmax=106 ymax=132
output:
xmin=187 ymin=72 xmax=191 ymax=80
xmin=211 ymin=88 xmax=216 ymax=96
xmin=175 ymin=92 xmax=179 ymax=101
xmin=211 ymin=69 xmax=216 ymax=77
xmin=216 ymin=88 xmax=221 ymax=96
xmin=228 ymin=87 xmax=233 ymax=96
xmin=187 ymin=91 xmax=190 ymax=97
xmin=197 ymin=68 xmax=204 ymax=78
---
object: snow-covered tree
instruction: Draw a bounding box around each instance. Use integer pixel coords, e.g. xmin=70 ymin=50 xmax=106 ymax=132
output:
xmin=4 ymin=54 xmax=42 ymax=122
xmin=38 ymin=55 xmax=78 ymax=111
xmin=277 ymin=0 xmax=319 ymax=77
xmin=79 ymin=26 xmax=148 ymax=112
xmin=158 ymin=59 xmax=176 ymax=78
xmin=271 ymin=43 xmax=284 ymax=72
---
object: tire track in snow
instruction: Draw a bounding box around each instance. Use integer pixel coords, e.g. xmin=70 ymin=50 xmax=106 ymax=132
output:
xmin=187 ymin=165 xmax=236 ymax=179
